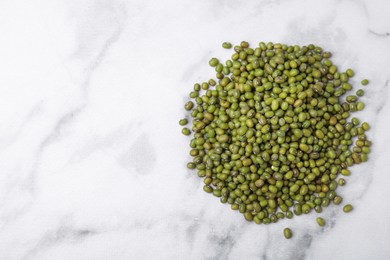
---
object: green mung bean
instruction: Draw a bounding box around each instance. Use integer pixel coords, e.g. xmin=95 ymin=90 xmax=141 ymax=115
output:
xmin=182 ymin=128 xmax=191 ymax=136
xmin=181 ymin=41 xmax=372 ymax=232
xmin=222 ymin=42 xmax=232 ymax=49
xmin=343 ymin=204 xmax=353 ymax=213
xmin=316 ymin=217 xmax=325 ymax=227
xmin=283 ymin=228 xmax=292 ymax=239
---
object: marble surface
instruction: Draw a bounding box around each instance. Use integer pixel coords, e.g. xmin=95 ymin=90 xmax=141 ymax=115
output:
xmin=1 ymin=0 xmax=390 ymax=259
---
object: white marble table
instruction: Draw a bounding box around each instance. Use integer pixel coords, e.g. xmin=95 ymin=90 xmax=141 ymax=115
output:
xmin=1 ymin=0 xmax=390 ymax=259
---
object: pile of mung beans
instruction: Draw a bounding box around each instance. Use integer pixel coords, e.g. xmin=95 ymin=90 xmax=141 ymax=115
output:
xmin=180 ymin=41 xmax=371 ymax=239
